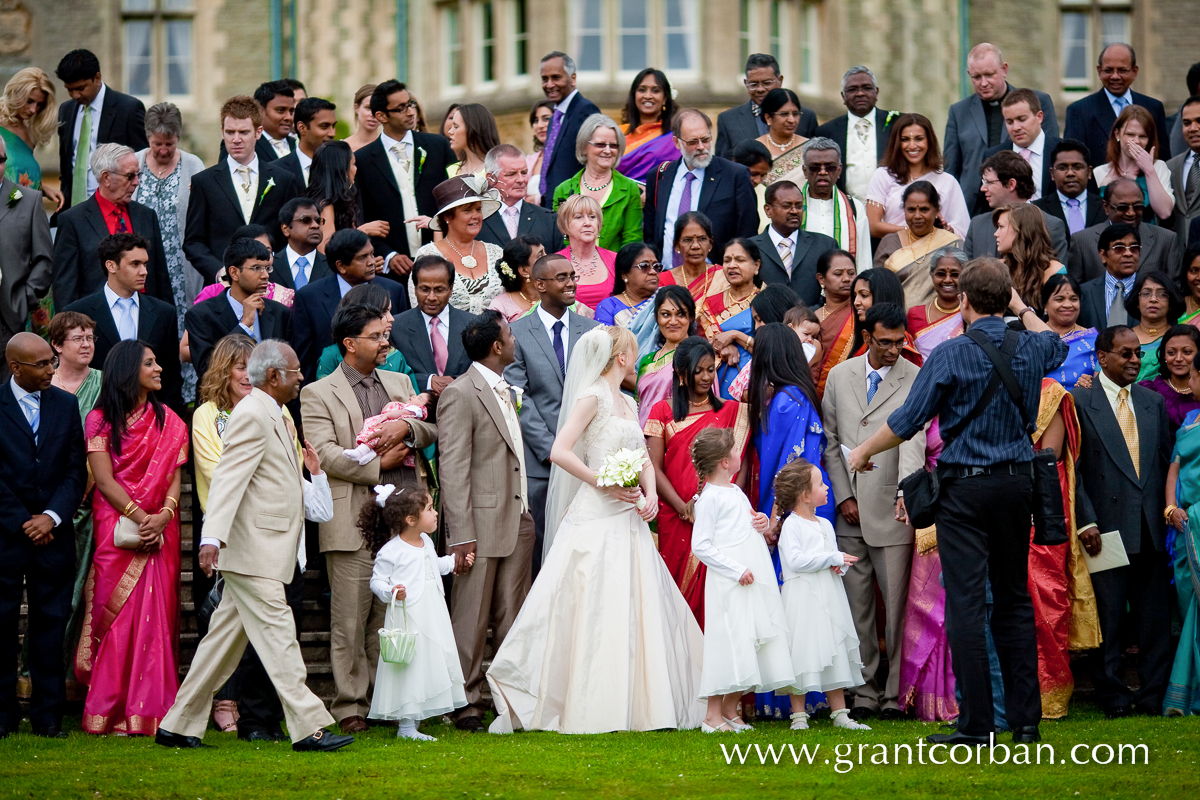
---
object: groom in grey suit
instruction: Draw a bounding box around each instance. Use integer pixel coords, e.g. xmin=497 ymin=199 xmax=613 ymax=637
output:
xmin=504 ymin=254 xmax=598 ymax=575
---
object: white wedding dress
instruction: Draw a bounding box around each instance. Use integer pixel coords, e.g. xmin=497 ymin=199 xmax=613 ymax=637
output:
xmin=486 ymin=380 xmax=706 ymax=734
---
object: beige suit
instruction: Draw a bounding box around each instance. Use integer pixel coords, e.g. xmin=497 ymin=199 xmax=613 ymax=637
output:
xmin=438 ymin=366 xmax=534 ymax=720
xmin=823 ymin=354 xmax=926 ymax=712
xmin=300 ymin=366 xmax=436 ymax=721
xmin=161 ymin=389 xmax=333 ymax=743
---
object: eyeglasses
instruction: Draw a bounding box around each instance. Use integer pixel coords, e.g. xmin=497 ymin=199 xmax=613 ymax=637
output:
xmin=678 ymin=136 xmax=712 ymax=148
xmin=236 ymin=264 xmax=271 ymax=273
xmin=1052 ymin=163 xmax=1088 ymax=172
xmin=65 ymin=335 xmax=96 ymax=345
xmin=1107 ymin=243 xmax=1142 ymax=254
xmin=115 ymin=171 xmax=140 ymax=181
xmin=743 ymin=79 xmax=780 ymax=90
xmin=1139 ymin=289 xmax=1168 ymax=299
xmin=631 ymin=260 xmax=664 ymax=273
xmin=547 ymin=272 xmax=579 ymax=284
xmin=12 ymin=359 xmax=52 ymax=369
xmin=277 ymin=367 xmax=304 ymax=375
xmin=981 ymin=178 xmax=1003 ymax=187
xmin=769 ymin=202 xmax=804 ymax=212
xmin=588 ymin=141 xmax=619 ymax=151
xmin=290 ymin=214 xmax=319 ymax=225
xmin=1109 ymin=203 xmax=1145 ymax=214
xmin=0 ymin=156 xmax=7 ymax=164
xmin=804 ymin=163 xmax=840 ymax=174
xmin=679 ymin=236 xmax=710 ymax=246
xmin=353 ymin=333 xmax=390 ymax=343
xmin=1103 ymin=348 xmax=1143 ymax=360
xmin=1099 ymin=67 xmax=1135 ymax=77
xmin=384 ymin=101 xmax=419 ymax=113
xmin=872 ymin=338 xmax=906 ymax=350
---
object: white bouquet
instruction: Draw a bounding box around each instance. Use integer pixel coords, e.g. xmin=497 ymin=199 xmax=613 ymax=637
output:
xmin=595 ymin=447 xmax=650 ymax=509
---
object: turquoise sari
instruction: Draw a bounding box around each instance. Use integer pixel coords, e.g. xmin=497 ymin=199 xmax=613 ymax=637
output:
xmin=0 ymin=128 xmax=42 ymax=189
xmin=1166 ymin=409 xmax=1200 ymax=715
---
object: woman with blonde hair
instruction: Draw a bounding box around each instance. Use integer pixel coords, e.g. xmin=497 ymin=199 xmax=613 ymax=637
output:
xmin=994 ymin=203 xmax=1065 ymax=311
xmin=0 ymin=67 xmax=61 ymax=208
xmin=343 ymin=84 xmax=380 ymax=152
xmin=556 ymin=193 xmax=618 ymax=311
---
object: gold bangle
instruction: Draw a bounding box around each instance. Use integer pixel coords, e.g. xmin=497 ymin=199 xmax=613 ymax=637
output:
xmin=164 ymin=496 xmax=179 ymax=510
xmin=1165 ymin=504 xmax=1178 ymax=521
xmin=123 ymin=501 xmax=138 ymax=518
xmin=161 ymin=506 xmax=175 ymax=521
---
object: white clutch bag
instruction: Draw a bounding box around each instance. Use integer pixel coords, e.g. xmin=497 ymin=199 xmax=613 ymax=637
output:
xmin=378 ymin=589 xmax=417 ymax=666
xmin=114 ymin=516 xmax=142 ymax=549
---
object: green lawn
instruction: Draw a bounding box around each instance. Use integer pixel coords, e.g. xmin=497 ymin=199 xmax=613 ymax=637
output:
xmin=2 ymin=706 xmax=1197 ymax=799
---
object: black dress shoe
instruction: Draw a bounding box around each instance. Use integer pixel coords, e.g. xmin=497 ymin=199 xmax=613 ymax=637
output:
xmin=155 ymin=729 xmax=214 ymax=749
xmin=267 ymin=727 xmax=287 ymax=741
xmin=926 ymin=731 xmax=990 ymax=746
xmin=1104 ymin=704 xmax=1132 ymax=719
xmin=1011 ymin=725 xmax=1040 ymax=743
xmin=32 ymin=724 xmax=67 ymax=739
xmin=0 ymin=725 xmax=12 ymax=739
xmin=848 ymin=707 xmax=876 ymax=722
xmin=454 ymin=716 xmax=485 ymax=732
xmin=292 ymin=729 xmax=353 ymax=752
xmin=238 ymin=729 xmax=277 ymax=743
xmin=1133 ymin=703 xmax=1161 ymax=717
xmin=879 ymin=708 xmax=908 ymax=722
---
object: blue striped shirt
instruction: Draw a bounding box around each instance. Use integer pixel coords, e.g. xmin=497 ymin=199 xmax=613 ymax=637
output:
xmin=887 ymin=316 xmax=1068 ymax=466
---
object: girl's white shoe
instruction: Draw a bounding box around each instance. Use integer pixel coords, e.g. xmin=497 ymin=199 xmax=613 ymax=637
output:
xmin=831 ymin=708 xmax=871 ymax=731
xmin=723 ymin=716 xmax=753 ymax=732
xmin=701 ymin=721 xmax=735 ymax=733
xmin=397 ymin=720 xmax=437 ymax=741
xmin=789 ymin=712 xmax=809 ymax=731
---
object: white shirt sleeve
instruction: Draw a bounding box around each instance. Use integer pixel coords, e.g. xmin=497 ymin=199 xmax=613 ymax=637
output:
xmin=370 ymin=542 xmax=399 ymax=604
xmin=779 ymin=515 xmax=844 ymax=573
xmin=44 ymin=510 xmax=62 ymax=527
xmin=437 ymin=554 xmax=457 ymax=575
xmin=200 ymin=536 xmax=220 ymax=549
xmin=690 ymin=491 xmax=749 ymax=582
xmin=303 ymin=471 xmax=334 ymax=523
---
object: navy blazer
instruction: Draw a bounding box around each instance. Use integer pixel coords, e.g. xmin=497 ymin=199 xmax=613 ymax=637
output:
xmin=55 ymin=88 xmax=148 ymax=214
xmin=540 ymin=93 xmax=602 ymax=208
xmin=270 ymin=249 xmax=332 ymax=290
xmin=1033 ymin=190 xmax=1107 ymax=232
xmin=51 ymin=195 xmax=173 ymax=309
xmin=0 ymin=381 xmax=86 ymax=542
xmin=715 ymin=100 xmax=818 ymax=159
xmin=184 ymin=289 xmax=293 ymax=382
xmin=813 ymin=109 xmax=896 ymax=193
xmin=389 ymin=306 xmax=476 ymax=392
xmin=477 ymin=200 xmax=564 ymax=252
xmin=63 ymin=289 xmax=184 ymax=410
xmin=354 ymin=132 xmax=457 ymax=260
xmin=291 ymin=275 xmax=409 ymax=384
xmin=1064 ymin=89 xmax=1170 ymax=168
xmin=642 ymin=157 xmax=759 ymax=259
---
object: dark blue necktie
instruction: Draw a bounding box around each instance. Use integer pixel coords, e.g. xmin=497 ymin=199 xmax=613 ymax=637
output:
xmin=552 ymin=320 xmax=565 ymax=377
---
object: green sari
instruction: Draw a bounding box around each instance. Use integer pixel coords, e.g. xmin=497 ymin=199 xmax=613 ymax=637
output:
xmin=1167 ymin=408 xmax=1200 ymax=715
xmin=64 ymin=369 xmax=103 ymax=671
xmin=1137 ymin=336 xmax=1164 ymax=382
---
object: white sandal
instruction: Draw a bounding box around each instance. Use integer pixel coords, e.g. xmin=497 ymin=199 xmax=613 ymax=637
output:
xmin=724 ymin=716 xmax=753 ymax=732
xmin=789 ymin=711 xmax=809 ymax=730
xmin=701 ymin=721 xmax=735 ymax=733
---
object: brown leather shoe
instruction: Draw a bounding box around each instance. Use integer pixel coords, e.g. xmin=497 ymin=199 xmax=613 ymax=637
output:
xmin=339 ymin=715 xmax=368 ymax=734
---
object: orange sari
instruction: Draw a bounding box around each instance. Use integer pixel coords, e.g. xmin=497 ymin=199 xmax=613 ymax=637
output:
xmin=814 ymin=304 xmax=855 ymax=398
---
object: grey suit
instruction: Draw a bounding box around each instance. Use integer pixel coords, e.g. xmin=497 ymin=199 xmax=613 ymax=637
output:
xmin=503 ymin=310 xmax=599 ymax=573
xmin=1072 ymin=380 xmax=1172 ymax=713
xmin=823 ymin=355 xmax=925 ymax=712
xmin=0 ymin=179 xmax=52 ymax=348
xmin=962 ymin=207 xmax=1069 ymax=262
xmin=1067 ymin=222 xmax=1181 ymax=283
xmin=476 ymin=200 xmax=563 ymax=252
xmin=1168 ymin=150 xmax=1200 ymax=248
xmin=943 ymin=85 xmax=1060 ymax=214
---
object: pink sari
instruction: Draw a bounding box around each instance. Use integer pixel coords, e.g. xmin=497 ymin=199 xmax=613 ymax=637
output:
xmin=76 ymin=404 xmax=189 ymax=735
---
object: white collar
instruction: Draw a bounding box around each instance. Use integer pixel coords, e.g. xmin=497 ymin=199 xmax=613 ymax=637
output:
xmin=421 ymin=305 xmax=452 ymax=329
xmin=379 ymin=129 xmax=414 ymax=154
xmin=537 ymin=303 xmax=569 ymax=332
xmin=846 ymin=109 xmax=873 ymax=125
xmin=103 ymin=282 xmax=139 ymax=310
xmin=1057 ymin=189 xmax=1085 ymax=205
xmin=285 ymin=244 xmax=316 ymax=267
xmin=865 ymin=361 xmax=892 ymax=379
xmin=1015 ymin=130 xmax=1046 ymax=156
xmin=1097 ymin=368 xmax=1131 ymax=407
xmin=227 ymin=154 xmax=259 ymax=176
xmin=262 ymin=130 xmax=293 ymax=146
xmin=296 ymin=148 xmax=313 ymax=168
xmin=472 ymin=361 xmax=504 ymax=388
xmin=502 ymin=197 xmax=523 ymax=211
xmin=555 ymin=89 xmax=579 ymax=115
xmin=767 ymin=225 xmax=798 ymax=248
xmin=9 ymin=375 xmax=38 ymax=404
xmin=85 ymin=83 xmax=107 ymax=113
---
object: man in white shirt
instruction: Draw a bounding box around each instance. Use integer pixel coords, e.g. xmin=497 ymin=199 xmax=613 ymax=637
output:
xmin=981 ymin=88 xmax=1061 ymax=209
xmin=478 ymin=144 xmax=563 ymax=250
xmin=781 ymin=138 xmax=871 ymax=271
xmin=1168 ymin=96 xmax=1200 ymax=247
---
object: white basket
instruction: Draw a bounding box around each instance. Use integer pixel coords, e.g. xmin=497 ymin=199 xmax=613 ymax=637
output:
xmin=378 ymin=589 xmax=417 ymax=666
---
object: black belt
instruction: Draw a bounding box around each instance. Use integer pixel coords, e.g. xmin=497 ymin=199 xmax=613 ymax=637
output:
xmin=940 ymin=461 xmax=1032 ymax=479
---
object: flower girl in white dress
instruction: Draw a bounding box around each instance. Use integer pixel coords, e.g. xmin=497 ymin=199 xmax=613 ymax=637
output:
xmin=774 ymin=460 xmax=871 ymax=732
xmin=361 ymin=485 xmax=473 ymax=740
xmin=690 ymin=428 xmax=796 ymax=733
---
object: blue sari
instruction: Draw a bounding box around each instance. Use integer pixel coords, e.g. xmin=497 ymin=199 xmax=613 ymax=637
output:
xmin=752 ymin=385 xmax=836 ymax=717
xmin=716 ymin=306 xmax=754 ymax=400
xmin=1045 ymin=328 xmax=1097 ymax=389
xmin=1167 ymin=409 xmax=1200 ymax=715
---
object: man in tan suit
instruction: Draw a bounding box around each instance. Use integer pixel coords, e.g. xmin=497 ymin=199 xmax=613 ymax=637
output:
xmin=301 ymin=304 xmax=436 ymax=733
xmin=157 ymin=340 xmax=352 ymax=751
xmin=823 ymin=303 xmax=926 ymax=722
xmin=438 ymin=310 xmax=535 ymax=732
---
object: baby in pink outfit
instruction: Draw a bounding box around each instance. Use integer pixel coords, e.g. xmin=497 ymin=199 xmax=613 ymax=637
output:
xmin=343 ymin=394 xmax=431 ymax=466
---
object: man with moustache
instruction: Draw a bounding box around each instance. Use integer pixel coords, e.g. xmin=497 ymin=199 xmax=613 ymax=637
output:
xmin=749 ymin=180 xmax=838 ymax=305
xmin=716 ymin=53 xmax=817 ymax=158
xmin=813 ymin=66 xmax=897 ymax=203
xmin=1033 ymin=139 xmax=1107 ymax=237
xmin=781 ymin=138 xmax=871 ymax=271
xmin=1068 ymin=178 xmax=1181 ymax=283
xmin=271 ymin=197 xmax=331 ymax=291
xmin=477 ymin=144 xmax=562 ymax=250
xmin=1077 ymin=223 xmax=1143 ymax=330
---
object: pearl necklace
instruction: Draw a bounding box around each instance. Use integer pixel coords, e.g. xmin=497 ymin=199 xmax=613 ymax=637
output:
xmin=768 ymin=132 xmax=797 ymax=150
xmin=446 ymin=239 xmax=479 ymax=270
xmin=1168 ymin=377 xmax=1193 ymax=395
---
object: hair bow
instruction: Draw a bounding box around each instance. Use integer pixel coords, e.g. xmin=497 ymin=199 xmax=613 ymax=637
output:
xmin=374 ymin=484 xmax=402 ymax=508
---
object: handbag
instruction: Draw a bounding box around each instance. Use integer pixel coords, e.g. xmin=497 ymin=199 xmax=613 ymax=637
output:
xmin=378 ymin=589 xmax=418 ymax=666
xmin=114 ymin=516 xmax=142 ymax=549
xmin=199 ymin=575 xmax=224 ymax=628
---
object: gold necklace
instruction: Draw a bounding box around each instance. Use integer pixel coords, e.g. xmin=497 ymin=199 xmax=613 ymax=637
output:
xmin=517 ymin=288 xmax=533 ymax=303
xmin=820 ymin=299 xmax=850 ymax=320
xmin=903 ymin=228 xmax=938 ymax=264
xmin=1143 ymin=325 xmax=1160 ymax=337
xmin=933 ymin=298 xmax=959 ymax=314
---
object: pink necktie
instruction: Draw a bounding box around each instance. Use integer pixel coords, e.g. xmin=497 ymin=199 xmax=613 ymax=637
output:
xmin=1018 ymin=148 xmax=1032 ymax=163
xmin=504 ymin=206 xmax=520 ymax=239
xmin=429 ymin=317 xmax=448 ymax=375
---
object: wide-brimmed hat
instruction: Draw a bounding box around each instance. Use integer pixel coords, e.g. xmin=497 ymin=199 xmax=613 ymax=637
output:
xmin=428 ymin=175 xmax=501 ymax=231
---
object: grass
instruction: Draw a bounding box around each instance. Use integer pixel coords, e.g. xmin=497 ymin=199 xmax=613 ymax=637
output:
xmin=1 ymin=706 xmax=1198 ymax=799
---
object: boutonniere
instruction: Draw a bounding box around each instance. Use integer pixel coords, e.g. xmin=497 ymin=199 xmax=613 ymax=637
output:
xmin=511 ymin=385 xmax=524 ymax=412
xmin=416 ymin=147 xmax=427 ymax=173
xmin=6 ymin=188 xmax=22 ymax=208
xmin=259 ymin=177 xmax=276 ymax=201
xmin=884 ymin=110 xmax=900 ymax=127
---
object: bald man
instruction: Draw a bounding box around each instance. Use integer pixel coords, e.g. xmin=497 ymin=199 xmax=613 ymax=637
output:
xmin=0 ymin=333 xmax=86 ymax=738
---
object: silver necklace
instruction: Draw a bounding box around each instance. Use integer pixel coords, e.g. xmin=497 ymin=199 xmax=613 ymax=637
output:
xmin=446 ymin=239 xmax=478 ymax=270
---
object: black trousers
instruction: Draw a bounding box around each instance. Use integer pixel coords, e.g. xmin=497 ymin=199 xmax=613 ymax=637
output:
xmin=1089 ymin=525 xmax=1172 ymax=713
xmin=236 ymin=563 xmax=305 ymax=733
xmin=936 ymin=469 xmax=1041 ymax=734
xmin=0 ymin=529 xmax=74 ymax=729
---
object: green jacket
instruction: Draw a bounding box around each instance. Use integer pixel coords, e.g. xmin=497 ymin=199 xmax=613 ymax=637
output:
xmin=553 ymin=170 xmax=644 ymax=252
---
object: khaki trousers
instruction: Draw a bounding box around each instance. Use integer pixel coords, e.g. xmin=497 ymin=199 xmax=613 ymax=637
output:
xmin=326 ymin=548 xmax=385 ymax=721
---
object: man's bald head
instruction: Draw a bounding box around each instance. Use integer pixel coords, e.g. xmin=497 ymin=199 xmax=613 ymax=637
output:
xmin=532 ymin=253 xmax=570 ymax=281
xmin=1104 ymin=177 xmax=1146 ymax=225
xmin=6 ymin=332 xmax=51 ymax=366
xmin=7 ymin=332 xmax=55 ymax=391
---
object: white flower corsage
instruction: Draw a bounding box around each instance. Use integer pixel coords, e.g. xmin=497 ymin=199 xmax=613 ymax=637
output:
xmin=417 ymin=147 xmax=427 ymax=173
xmin=260 ymin=177 xmax=276 ymax=201
xmin=7 ymin=188 xmax=22 ymax=208
xmin=511 ymin=385 xmax=524 ymax=412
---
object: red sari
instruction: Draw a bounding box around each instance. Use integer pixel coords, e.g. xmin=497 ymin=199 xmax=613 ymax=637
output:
xmin=659 ymin=264 xmax=728 ymax=303
xmin=644 ymin=399 xmax=750 ymax=629
xmin=77 ymin=403 xmax=189 ymax=735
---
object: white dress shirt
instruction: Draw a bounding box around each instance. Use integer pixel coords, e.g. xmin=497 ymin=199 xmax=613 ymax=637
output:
xmin=536 ymin=303 xmax=571 ymax=356
xmin=663 ymin=164 xmax=706 ymax=252
xmin=71 ymin=83 xmax=106 ymax=199
xmin=500 ymin=199 xmax=524 ymax=239
xmin=767 ymin=225 xmax=799 ymax=276
xmin=103 ymin=283 xmax=140 ymax=339
xmin=864 ymin=363 xmax=892 ymax=395
xmin=844 ymin=110 xmax=877 ymax=202
xmin=285 ymin=245 xmax=317 ymax=285
xmin=296 ymin=148 xmax=313 ymax=185
xmin=1014 ymin=130 xmax=1046 ymax=200
xmin=554 ymin=89 xmax=578 ymax=117
xmin=9 ymin=377 xmax=61 ymax=527
xmin=421 ymin=305 xmax=453 ymax=390
xmin=262 ymin=131 xmax=295 ymax=159
xmin=802 ymin=194 xmax=871 ymax=272
xmin=378 ymin=129 xmax=421 ymax=271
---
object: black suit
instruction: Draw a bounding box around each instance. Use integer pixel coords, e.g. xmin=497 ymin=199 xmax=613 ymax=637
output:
xmin=1065 ymin=89 xmax=1171 ymax=168
xmin=64 ymin=289 xmax=183 ymax=410
xmin=476 ymin=200 xmax=563 ymax=251
xmin=270 ymin=249 xmax=332 ymax=291
xmin=220 ymin=135 xmax=295 ymax=165
xmin=184 ymin=289 xmax=293 ymax=382
xmin=51 ymin=196 xmax=173 ymax=310
xmin=813 ymin=109 xmax=896 ymax=193
xmin=980 ymin=137 xmax=1062 ymax=215
xmin=390 ymin=306 xmax=476 ymax=393
xmin=0 ymin=381 xmax=86 ymax=732
xmin=750 ymin=228 xmax=839 ymax=306
xmin=643 ymin=157 xmax=759 ymax=260
xmin=354 ymin=133 xmax=457 ymax=261
xmin=1072 ymin=380 xmax=1172 ymax=713
xmin=274 ymin=151 xmax=306 ymax=187
xmin=183 ymin=159 xmax=301 ymax=284
xmin=55 ymin=87 xmax=148 ymax=213
xmin=1033 ymin=190 xmax=1107 ymax=233
xmin=715 ymin=100 xmax=818 ymax=158
xmin=290 ymin=275 xmax=409 ymax=384
xmin=539 ymin=94 xmax=602 ymax=207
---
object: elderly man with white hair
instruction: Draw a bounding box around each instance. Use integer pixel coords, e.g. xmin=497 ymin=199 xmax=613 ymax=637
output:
xmin=52 ymin=141 xmax=173 ymax=308
xmin=158 ymin=339 xmax=353 ymax=752
xmin=780 ymin=138 xmax=872 ymax=271
xmin=812 ymin=66 xmax=898 ymax=203
xmin=477 ymin=143 xmax=563 ymax=250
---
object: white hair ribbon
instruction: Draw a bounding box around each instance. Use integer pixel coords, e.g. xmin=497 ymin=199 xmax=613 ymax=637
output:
xmin=374 ymin=484 xmax=400 ymax=508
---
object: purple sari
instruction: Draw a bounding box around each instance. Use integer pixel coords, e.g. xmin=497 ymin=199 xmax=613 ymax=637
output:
xmin=617 ymin=129 xmax=681 ymax=183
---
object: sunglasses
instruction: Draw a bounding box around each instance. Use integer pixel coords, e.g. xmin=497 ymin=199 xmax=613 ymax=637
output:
xmin=631 ymin=260 xmax=664 ymax=273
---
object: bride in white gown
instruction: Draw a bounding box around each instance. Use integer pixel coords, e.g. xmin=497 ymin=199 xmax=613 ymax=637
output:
xmin=487 ymin=325 xmax=706 ymax=734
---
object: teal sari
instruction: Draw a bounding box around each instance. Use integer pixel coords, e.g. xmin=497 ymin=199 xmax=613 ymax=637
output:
xmin=1167 ymin=408 xmax=1200 ymax=715
xmin=0 ymin=127 xmax=42 ymax=189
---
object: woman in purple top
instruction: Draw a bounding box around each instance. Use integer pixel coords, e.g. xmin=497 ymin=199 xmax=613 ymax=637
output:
xmin=1139 ymin=324 xmax=1200 ymax=438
